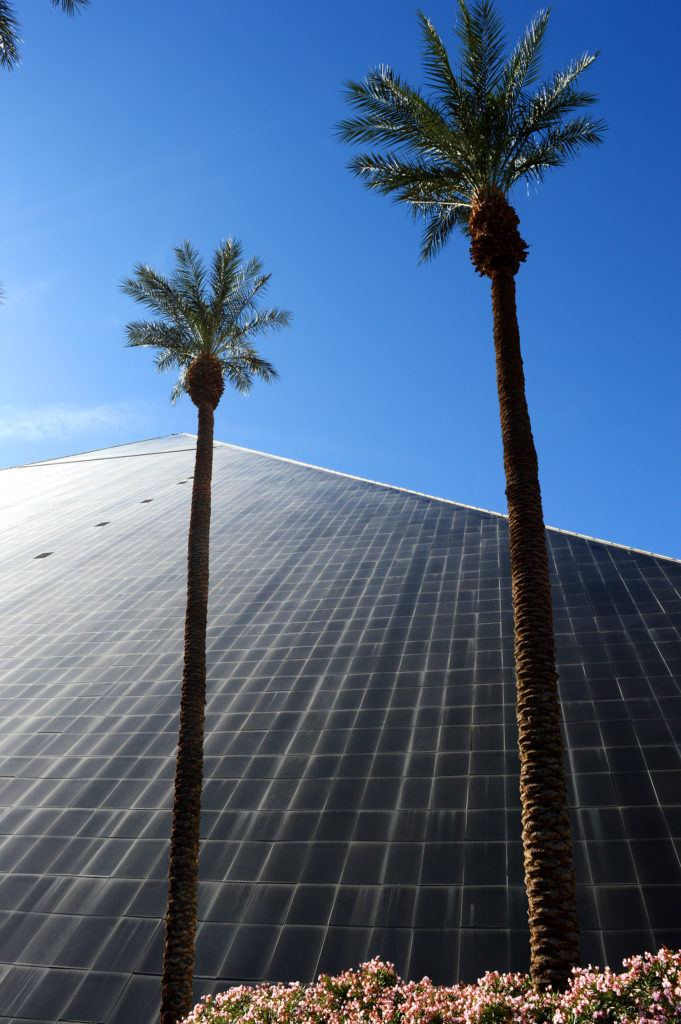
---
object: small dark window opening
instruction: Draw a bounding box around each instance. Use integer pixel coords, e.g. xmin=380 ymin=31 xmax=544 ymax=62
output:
xmin=34 ymin=552 xmax=53 ymax=559
xmin=140 ymin=499 xmax=153 ymax=504
xmin=94 ymin=522 xmax=110 ymax=527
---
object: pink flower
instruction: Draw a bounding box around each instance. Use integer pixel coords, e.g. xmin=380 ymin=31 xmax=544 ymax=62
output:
xmin=178 ymin=948 xmax=681 ymax=1024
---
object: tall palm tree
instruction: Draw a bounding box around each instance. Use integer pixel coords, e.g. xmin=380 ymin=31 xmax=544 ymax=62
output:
xmin=338 ymin=0 xmax=604 ymax=991
xmin=0 ymin=0 xmax=90 ymax=69
xmin=121 ymin=239 xmax=291 ymax=1024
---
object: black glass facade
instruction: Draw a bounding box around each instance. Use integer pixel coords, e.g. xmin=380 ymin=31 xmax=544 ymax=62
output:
xmin=0 ymin=435 xmax=679 ymax=1024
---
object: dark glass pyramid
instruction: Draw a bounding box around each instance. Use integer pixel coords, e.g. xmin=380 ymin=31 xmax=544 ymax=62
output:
xmin=0 ymin=435 xmax=680 ymax=1024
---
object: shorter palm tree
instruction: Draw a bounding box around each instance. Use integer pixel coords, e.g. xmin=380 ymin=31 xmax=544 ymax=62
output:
xmin=0 ymin=0 xmax=90 ymax=70
xmin=121 ymin=238 xmax=291 ymax=1024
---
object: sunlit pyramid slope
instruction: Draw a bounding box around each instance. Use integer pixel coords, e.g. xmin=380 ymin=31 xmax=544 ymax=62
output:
xmin=0 ymin=435 xmax=680 ymax=1024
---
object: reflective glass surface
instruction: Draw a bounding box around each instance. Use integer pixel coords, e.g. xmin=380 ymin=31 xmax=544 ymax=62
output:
xmin=0 ymin=435 xmax=679 ymax=1023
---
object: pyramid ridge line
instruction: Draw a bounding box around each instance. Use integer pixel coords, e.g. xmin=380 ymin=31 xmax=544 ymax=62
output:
xmin=4 ymin=435 xmax=679 ymax=566
xmin=2 ymin=433 xmax=193 ymax=469
xmin=211 ymin=439 xmax=681 ymax=567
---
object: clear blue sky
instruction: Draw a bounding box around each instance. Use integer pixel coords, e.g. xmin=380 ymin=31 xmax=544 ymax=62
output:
xmin=1 ymin=0 xmax=679 ymax=559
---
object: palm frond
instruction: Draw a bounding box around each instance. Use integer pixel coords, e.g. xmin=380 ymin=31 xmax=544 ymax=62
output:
xmin=348 ymin=149 xmax=425 ymax=191
xmin=209 ymin=238 xmax=245 ymax=312
xmin=51 ymin=0 xmax=90 ymax=14
xmin=154 ymin=349 xmax=188 ymax=375
xmin=222 ymin=349 xmax=279 ymax=395
xmin=502 ymin=52 xmax=603 ymax=187
xmin=169 ymin=369 xmax=189 ymax=407
xmin=418 ymin=11 xmax=462 ymax=112
xmin=455 ymin=0 xmax=507 ymax=100
xmin=124 ymin=319 xmax=191 ymax=353
xmin=168 ymin=240 xmax=212 ymax=336
xmin=120 ymin=265 xmax=199 ymax=340
xmin=240 ymin=254 xmax=266 ymax=291
xmin=207 ymin=245 xmax=273 ymax=342
xmin=502 ymin=9 xmax=550 ymax=106
xmin=522 ymin=52 xmax=600 ymax=136
xmin=0 ymin=1 xmax=21 ymax=69
xmin=213 ymin=274 xmax=268 ymax=341
xmin=510 ymin=115 xmax=606 ymax=185
xmin=222 ymin=361 xmax=254 ymax=395
xmin=419 ymin=203 xmax=471 ymax=262
xmin=225 ymin=267 xmax=270 ymax=316
xmin=225 ymin=307 xmax=292 ymax=349
xmin=172 ymin=240 xmax=207 ymax=301
xmin=348 ymin=151 xmax=471 ymax=220
xmin=239 ymin=349 xmax=279 ymax=383
xmin=338 ymin=67 xmax=453 ymax=160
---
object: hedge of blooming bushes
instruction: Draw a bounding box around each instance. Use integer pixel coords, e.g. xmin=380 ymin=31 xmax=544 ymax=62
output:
xmin=180 ymin=948 xmax=681 ymax=1024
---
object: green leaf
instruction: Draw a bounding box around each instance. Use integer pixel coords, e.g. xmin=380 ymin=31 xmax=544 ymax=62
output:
xmin=0 ymin=1 xmax=21 ymax=69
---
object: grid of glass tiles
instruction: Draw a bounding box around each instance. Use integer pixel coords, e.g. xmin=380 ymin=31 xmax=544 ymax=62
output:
xmin=0 ymin=434 xmax=679 ymax=1024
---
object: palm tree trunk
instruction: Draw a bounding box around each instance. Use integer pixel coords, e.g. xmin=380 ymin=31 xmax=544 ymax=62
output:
xmin=490 ymin=269 xmax=579 ymax=990
xmin=160 ymin=403 xmax=214 ymax=1024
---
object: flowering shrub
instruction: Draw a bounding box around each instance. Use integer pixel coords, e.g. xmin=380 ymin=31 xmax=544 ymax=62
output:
xmin=180 ymin=947 xmax=681 ymax=1024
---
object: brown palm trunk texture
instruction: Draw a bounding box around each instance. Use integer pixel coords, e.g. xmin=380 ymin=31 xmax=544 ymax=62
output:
xmin=160 ymin=398 xmax=215 ymax=1024
xmin=470 ymin=188 xmax=579 ymax=990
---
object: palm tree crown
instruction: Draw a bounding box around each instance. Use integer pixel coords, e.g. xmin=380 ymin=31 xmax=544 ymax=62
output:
xmin=120 ymin=238 xmax=290 ymax=406
xmin=338 ymin=0 xmax=605 ymax=261
xmin=0 ymin=1 xmax=90 ymax=70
